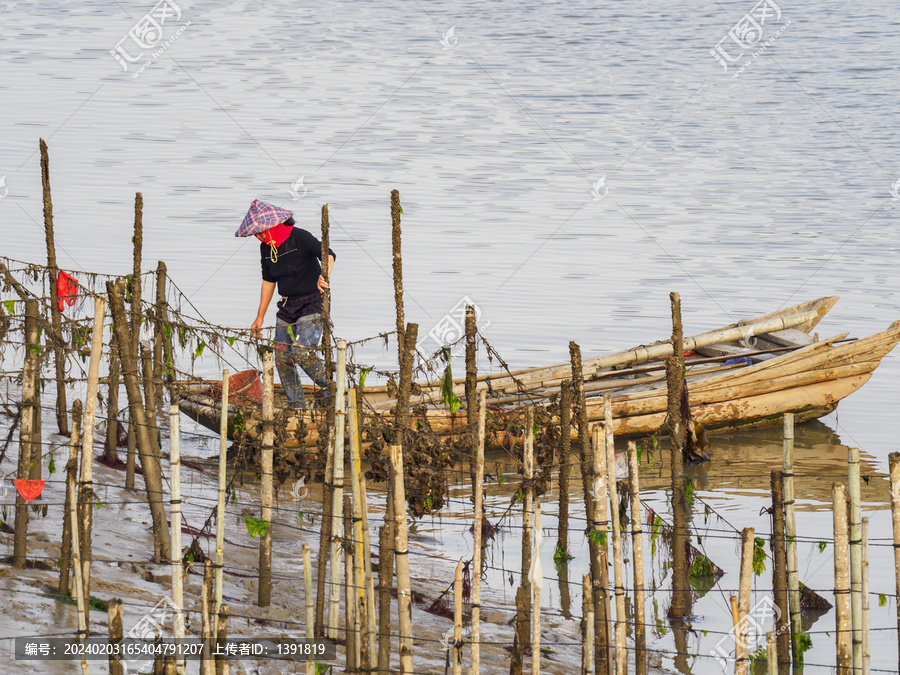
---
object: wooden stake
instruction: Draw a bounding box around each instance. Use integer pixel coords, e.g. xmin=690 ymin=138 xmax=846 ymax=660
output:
xmin=766 ymin=631 xmax=777 ymax=675
xmin=13 ymin=299 xmax=39 ymax=569
xmin=315 ymin=378 xmax=335 ymax=638
xmin=258 ymin=352 xmax=275 ymax=607
xmin=107 ymin=280 xmax=170 ymax=561
xmin=520 ymin=406 xmax=534 ymax=639
xmin=604 ymin=395 xmax=627 ymax=675
xmin=169 ymin=403 xmax=186 ymax=675
xmin=153 ymin=261 xmax=167 ymax=418
xmin=213 ymin=369 xmax=229 ymax=637
xmin=349 ymin=388 xmax=374 ymax=668
xmin=888 ymin=452 xmax=900 ymax=674
xmin=862 ymin=516 xmax=870 ymax=675
xmin=558 ymin=380 xmax=572 ymax=562
xmin=470 ymin=389 xmax=486 ymax=675
xmin=140 ymin=342 xmax=159 ymax=455
xmin=834 ymin=482 xmax=851 ymax=672
xmin=127 ymin=194 xmax=143 ymax=490
xmin=68 ymin=461 xmax=89 ymax=674
xmin=328 ymin=340 xmax=348 ymax=637
xmin=770 ymin=470 xmax=791 ymax=668
xmin=104 ymin=332 xmax=121 ymax=463
xmin=377 ymin=507 xmax=393 ymax=675
xmin=453 ymin=559 xmax=464 ymax=675
xmin=627 ymin=440 xmax=647 ymax=675
xmin=665 ymin=292 xmax=685 ymax=449
xmin=510 ymin=586 xmax=527 ymax=675
xmin=108 ymin=598 xmax=124 ymax=675
xmin=215 ymin=604 xmax=229 ymax=675
xmin=590 ymin=424 xmax=612 ymax=675
xmin=320 ymin=204 xmax=333 ymax=380
xmin=391 ymin=189 xmax=405 ymax=356
xmin=736 ymin=528 xmax=755 ymax=675
xmin=359 ymin=473 xmax=377 ymax=670
xmin=582 ymin=574 xmax=594 ymax=675
xmin=201 ymin=560 xmax=214 ymax=675
xmin=531 ymin=502 xmax=542 ymax=675
xmin=848 ymin=445 xmax=863 ymax=671
xmin=465 ymin=305 xmax=478 ymax=451
xmin=782 ymin=413 xmax=802 ymax=660
xmin=303 ymin=543 xmax=314 ymax=675
xmin=59 ymin=400 xmax=82 ymax=596
xmin=39 ymin=138 xmax=69 ymax=436
xmin=344 ymin=495 xmax=357 ymax=670
xmin=79 ymin=296 xmax=105 ymax=610
xmin=389 ymin=443 xmax=413 ymax=673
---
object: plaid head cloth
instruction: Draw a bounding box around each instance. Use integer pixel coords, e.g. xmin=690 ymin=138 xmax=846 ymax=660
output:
xmin=235 ymin=199 xmax=293 ymax=237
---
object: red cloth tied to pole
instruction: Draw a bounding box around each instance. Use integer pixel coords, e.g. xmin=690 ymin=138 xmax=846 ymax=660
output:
xmin=56 ymin=270 xmax=79 ymax=312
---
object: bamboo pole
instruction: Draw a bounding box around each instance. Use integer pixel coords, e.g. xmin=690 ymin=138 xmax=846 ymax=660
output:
xmin=767 ymin=632 xmax=777 ymax=675
xmin=862 ymin=516 xmax=870 ymax=675
xmin=201 ymin=560 xmax=214 ymax=675
xmin=108 ymin=598 xmax=123 ymax=675
xmin=736 ymin=528 xmax=755 ymax=675
xmin=782 ymin=413 xmax=802 ymax=660
xmin=107 ymin=280 xmax=170 ymax=561
xmin=126 ymin=193 xmax=143 ymax=489
xmin=79 ymin=296 xmax=105 ymax=610
xmin=140 ymin=342 xmax=159 ymax=455
xmin=558 ymin=380 xmax=572 ymax=561
xmin=377 ymin=501 xmax=393 ymax=674
xmin=303 ymin=543 xmax=314 ymax=675
xmin=104 ymin=332 xmax=120 ymax=463
xmin=389 ymin=443 xmax=414 ymax=673
xmin=730 ymin=596 xmax=740 ymax=666
xmin=531 ymin=502 xmax=542 ymax=675
xmin=582 ymin=575 xmax=594 ymax=675
xmin=359 ymin=472 xmax=377 ymax=670
xmin=315 ymin=382 xmax=335 ymax=638
xmin=591 ymin=424 xmax=612 ymax=674
xmin=13 ymin=299 xmax=39 ymax=569
xmin=627 ymin=440 xmax=646 ymax=675
xmin=521 ymin=406 xmax=534 ymax=639
xmin=470 ymin=389 xmax=486 ymax=675
xmin=889 ymin=452 xmax=900 ymax=674
xmin=848 ymin=445 xmax=863 ymax=672
xmin=344 ymin=495 xmax=357 ymax=670
xmin=834 ymin=482 xmax=851 ymax=672
xmin=465 ymin=304 xmax=478 ymax=450
xmin=320 ymin=204 xmax=333 ymax=381
xmin=665 ymin=292 xmax=685 ymax=449
xmin=40 ymin=138 xmax=69 ymax=437
xmin=215 ymin=604 xmax=229 ymax=675
xmin=511 ymin=586 xmax=527 ymax=675
xmin=770 ymin=470 xmax=791 ymax=668
xmin=391 ymin=189 xmax=405 ymax=357
xmin=349 ymin=388 xmax=374 ymax=669
xmin=213 ymin=369 xmax=229 ymax=637
xmin=328 ymin=340 xmax=348 ymax=636
xmin=169 ymin=403 xmax=186 ymax=675
xmin=153 ymin=261 xmax=167 ymax=418
xmin=68 ymin=464 xmax=89 ymax=674
xmin=604 ymin=395 xmax=627 ymax=675
xmin=59 ymin=400 xmax=82 ymax=596
xmin=259 ymin=352 xmax=275 ymax=607
xmin=453 ymin=559 xmax=464 ymax=675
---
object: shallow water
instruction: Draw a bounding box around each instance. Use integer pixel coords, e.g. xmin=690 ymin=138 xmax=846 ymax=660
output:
xmin=3 ymin=0 xmax=900 ymax=671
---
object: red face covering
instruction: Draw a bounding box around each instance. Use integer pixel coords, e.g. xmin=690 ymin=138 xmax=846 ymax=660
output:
xmin=258 ymin=223 xmax=293 ymax=247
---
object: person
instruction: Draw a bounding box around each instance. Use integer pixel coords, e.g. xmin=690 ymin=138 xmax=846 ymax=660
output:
xmin=235 ymin=199 xmax=336 ymax=409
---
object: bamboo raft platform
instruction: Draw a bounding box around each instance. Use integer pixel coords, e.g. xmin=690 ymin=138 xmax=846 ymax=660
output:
xmin=176 ymin=296 xmax=900 ymax=450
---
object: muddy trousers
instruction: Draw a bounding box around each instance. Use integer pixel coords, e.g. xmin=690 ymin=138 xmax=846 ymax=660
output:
xmin=274 ymin=316 xmax=328 ymax=408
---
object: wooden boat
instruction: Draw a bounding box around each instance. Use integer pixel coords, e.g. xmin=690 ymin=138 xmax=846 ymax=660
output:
xmin=176 ymin=296 xmax=900 ymax=448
